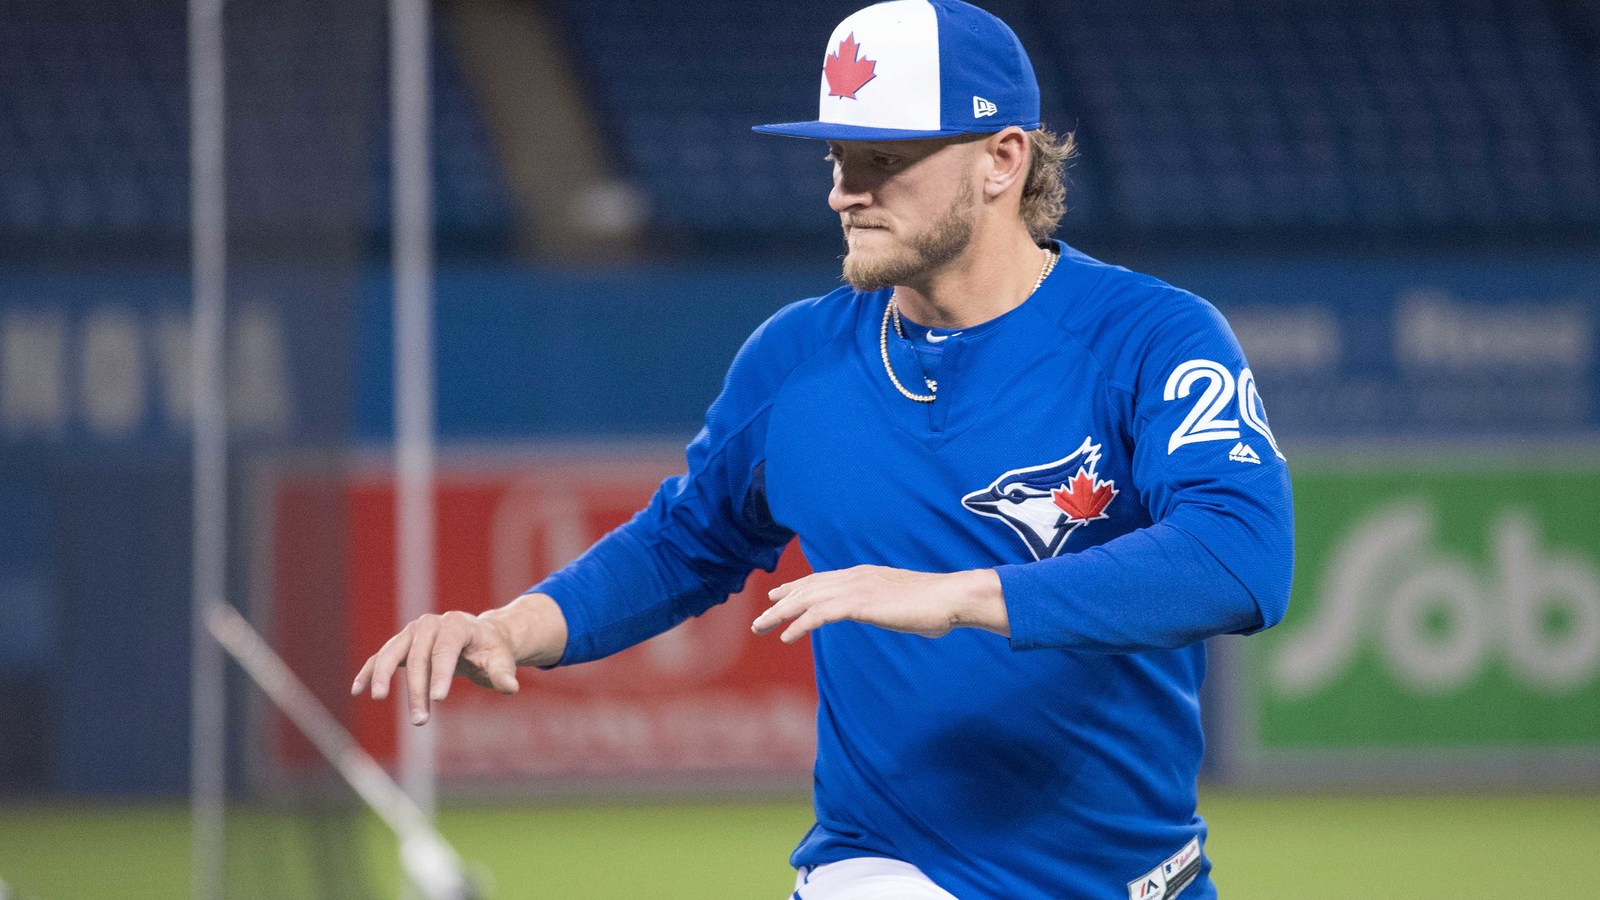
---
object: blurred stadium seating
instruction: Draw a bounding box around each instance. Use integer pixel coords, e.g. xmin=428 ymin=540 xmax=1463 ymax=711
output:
xmin=1047 ymin=0 xmax=1600 ymax=238
xmin=550 ymin=0 xmax=1600 ymax=246
xmin=549 ymin=0 xmax=1097 ymax=247
xmin=7 ymin=0 xmax=1598 ymax=252
xmin=0 ymin=0 xmax=514 ymax=253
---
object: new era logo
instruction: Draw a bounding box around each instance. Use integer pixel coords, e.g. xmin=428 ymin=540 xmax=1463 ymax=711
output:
xmin=1228 ymin=442 xmax=1261 ymax=465
xmin=973 ymin=95 xmax=997 ymax=118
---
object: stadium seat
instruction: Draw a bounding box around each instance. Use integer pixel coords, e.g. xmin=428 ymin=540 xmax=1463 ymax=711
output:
xmin=0 ymin=0 xmax=515 ymax=250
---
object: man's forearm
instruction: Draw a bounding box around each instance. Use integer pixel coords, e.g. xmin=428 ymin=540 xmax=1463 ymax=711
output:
xmin=999 ymin=517 xmax=1283 ymax=653
xmin=480 ymin=592 xmax=569 ymax=668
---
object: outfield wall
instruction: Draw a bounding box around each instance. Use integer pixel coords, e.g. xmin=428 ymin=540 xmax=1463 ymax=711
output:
xmin=1212 ymin=447 xmax=1600 ymax=786
xmin=1 ymin=251 xmax=1596 ymax=795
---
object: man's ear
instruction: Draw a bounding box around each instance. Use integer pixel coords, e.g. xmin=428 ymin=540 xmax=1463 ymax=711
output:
xmin=981 ymin=127 xmax=1030 ymax=200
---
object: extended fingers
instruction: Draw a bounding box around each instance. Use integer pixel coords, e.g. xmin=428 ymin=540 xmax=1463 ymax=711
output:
xmin=769 ymin=565 xmax=883 ymax=601
xmin=756 ymin=570 xmax=865 ymax=635
xmin=429 ymin=624 xmax=469 ymax=704
xmin=753 ymin=585 xmax=814 ymax=635
xmin=754 ymin=581 xmax=855 ymax=642
xmin=766 ymin=575 xmax=807 ymax=603
xmin=754 ymin=565 xmax=942 ymax=642
xmin=357 ymin=611 xmax=525 ymax=713
xmin=780 ymin=598 xmax=851 ymax=643
xmin=405 ymin=617 xmax=440 ymax=724
xmin=358 ymin=629 xmax=415 ymax=701
xmin=351 ymin=654 xmax=377 ymax=697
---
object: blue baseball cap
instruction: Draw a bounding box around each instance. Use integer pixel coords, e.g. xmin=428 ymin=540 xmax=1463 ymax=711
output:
xmin=753 ymin=0 xmax=1041 ymax=141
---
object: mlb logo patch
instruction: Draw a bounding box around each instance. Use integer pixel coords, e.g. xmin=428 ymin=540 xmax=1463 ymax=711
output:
xmin=1164 ymin=839 xmax=1200 ymax=880
xmin=1127 ymin=837 xmax=1202 ymax=900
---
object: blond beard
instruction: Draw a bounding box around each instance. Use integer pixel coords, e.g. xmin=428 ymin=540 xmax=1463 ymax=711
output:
xmin=842 ymin=180 xmax=976 ymax=293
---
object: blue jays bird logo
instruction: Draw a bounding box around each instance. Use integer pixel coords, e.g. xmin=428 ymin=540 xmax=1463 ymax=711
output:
xmin=962 ymin=437 xmax=1119 ymax=560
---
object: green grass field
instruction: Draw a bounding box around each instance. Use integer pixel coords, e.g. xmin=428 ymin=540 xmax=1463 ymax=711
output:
xmin=2 ymin=792 xmax=1596 ymax=898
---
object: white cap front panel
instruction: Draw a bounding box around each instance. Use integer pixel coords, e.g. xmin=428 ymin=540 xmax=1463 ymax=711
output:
xmin=816 ymin=0 xmax=941 ymax=132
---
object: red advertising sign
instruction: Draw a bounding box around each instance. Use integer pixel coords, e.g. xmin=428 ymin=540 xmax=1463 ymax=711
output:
xmin=264 ymin=449 xmax=817 ymax=788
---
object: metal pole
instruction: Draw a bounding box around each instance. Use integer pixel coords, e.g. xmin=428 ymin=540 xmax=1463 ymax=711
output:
xmin=391 ymin=0 xmax=438 ymax=837
xmin=188 ymin=0 xmax=228 ymax=897
xmin=205 ymin=604 xmax=470 ymax=900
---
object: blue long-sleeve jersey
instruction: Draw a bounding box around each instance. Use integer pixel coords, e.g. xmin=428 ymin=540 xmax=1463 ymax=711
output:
xmin=532 ymin=241 xmax=1294 ymax=900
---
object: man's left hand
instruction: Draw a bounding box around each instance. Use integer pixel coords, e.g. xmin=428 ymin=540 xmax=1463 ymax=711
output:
xmin=752 ymin=565 xmax=1008 ymax=643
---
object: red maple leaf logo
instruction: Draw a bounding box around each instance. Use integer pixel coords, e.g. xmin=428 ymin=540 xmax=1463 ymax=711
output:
xmin=824 ymin=33 xmax=877 ymax=99
xmin=1052 ymin=468 xmax=1118 ymax=523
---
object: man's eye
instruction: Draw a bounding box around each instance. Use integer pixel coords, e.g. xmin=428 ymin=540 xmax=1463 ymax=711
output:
xmin=873 ymin=155 xmax=899 ymax=167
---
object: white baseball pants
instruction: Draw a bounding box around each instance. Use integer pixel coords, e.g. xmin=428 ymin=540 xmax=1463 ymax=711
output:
xmin=790 ymin=858 xmax=961 ymax=899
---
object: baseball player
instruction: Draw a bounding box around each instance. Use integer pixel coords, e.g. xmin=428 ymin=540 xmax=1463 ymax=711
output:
xmin=353 ymin=1 xmax=1294 ymax=897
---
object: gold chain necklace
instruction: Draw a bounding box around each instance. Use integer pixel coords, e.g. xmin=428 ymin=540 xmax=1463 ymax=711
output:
xmin=879 ymin=246 xmax=1058 ymax=403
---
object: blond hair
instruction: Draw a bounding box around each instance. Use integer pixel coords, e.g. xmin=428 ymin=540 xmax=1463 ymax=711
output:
xmin=1021 ymin=128 xmax=1077 ymax=242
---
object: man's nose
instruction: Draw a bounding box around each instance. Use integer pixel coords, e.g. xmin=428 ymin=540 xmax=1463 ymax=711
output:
xmin=828 ymin=167 xmax=873 ymax=213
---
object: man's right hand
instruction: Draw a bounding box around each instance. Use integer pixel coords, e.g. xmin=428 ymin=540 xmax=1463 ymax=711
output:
xmin=350 ymin=593 xmax=568 ymax=726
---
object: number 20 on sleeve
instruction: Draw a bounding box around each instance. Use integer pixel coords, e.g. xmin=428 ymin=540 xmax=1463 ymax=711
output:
xmin=1163 ymin=359 xmax=1282 ymax=458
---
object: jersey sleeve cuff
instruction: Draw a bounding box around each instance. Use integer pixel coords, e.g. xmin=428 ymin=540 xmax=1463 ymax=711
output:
xmin=526 ymin=526 xmax=670 ymax=666
xmin=996 ymin=562 xmax=1051 ymax=652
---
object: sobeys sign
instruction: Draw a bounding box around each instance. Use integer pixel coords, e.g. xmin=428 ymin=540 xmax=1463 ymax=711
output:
xmin=1245 ymin=461 xmax=1600 ymax=752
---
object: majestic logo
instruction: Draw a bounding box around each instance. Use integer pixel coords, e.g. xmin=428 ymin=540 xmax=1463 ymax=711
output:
xmin=972 ymin=95 xmax=997 ymax=118
xmin=962 ymin=437 xmax=1119 ymax=560
xmin=1227 ymin=441 xmax=1261 ymax=465
xmin=824 ymin=33 xmax=877 ymax=99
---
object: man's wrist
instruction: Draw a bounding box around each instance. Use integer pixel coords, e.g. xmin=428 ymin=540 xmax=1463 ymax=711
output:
xmin=481 ymin=592 xmax=568 ymax=668
xmin=948 ymin=568 xmax=1009 ymax=637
